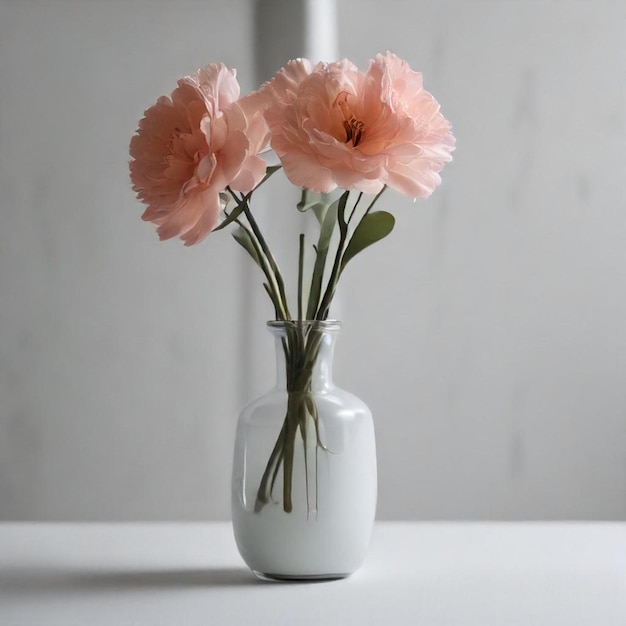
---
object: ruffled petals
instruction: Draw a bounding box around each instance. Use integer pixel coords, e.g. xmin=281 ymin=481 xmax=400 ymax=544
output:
xmin=129 ymin=63 xmax=270 ymax=246
xmin=258 ymin=52 xmax=454 ymax=198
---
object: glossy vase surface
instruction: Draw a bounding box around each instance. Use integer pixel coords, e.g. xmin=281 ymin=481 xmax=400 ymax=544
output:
xmin=231 ymin=320 xmax=377 ymax=580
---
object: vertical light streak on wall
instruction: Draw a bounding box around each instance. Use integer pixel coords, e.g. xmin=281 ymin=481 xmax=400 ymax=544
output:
xmin=304 ymin=0 xmax=338 ymax=63
xmin=240 ymin=0 xmax=340 ymax=399
xmin=253 ymin=0 xmax=338 ymax=78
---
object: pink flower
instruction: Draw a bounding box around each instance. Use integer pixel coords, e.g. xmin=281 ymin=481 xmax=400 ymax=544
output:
xmin=129 ymin=64 xmax=269 ymax=246
xmin=260 ymin=53 xmax=455 ymax=198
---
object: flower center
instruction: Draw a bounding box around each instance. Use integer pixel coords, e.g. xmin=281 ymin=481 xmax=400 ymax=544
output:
xmin=334 ymin=91 xmax=364 ymax=147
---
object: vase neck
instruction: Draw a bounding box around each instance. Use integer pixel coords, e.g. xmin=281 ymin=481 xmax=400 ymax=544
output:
xmin=268 ymin=321 xmax=340 ymax=393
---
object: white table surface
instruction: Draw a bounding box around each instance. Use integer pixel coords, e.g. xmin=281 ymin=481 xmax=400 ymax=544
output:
xmin=0 ymin=522 xmax=624 ymax=626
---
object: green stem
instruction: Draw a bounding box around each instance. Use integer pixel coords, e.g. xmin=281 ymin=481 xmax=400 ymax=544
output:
xmin=297 ymin=233 xmax=305 ymax=323
xmin=282 ymin=393 xmax=299 ymax=513
xmin=315 ymin=191 xmax=351 ymax=320
xmin=254 ymin=418 xmax=288 ymax=512
xmin=244 ymin=165 xmax=282 ymax=199
xmin=233 ymin=215 xmax=288 ymax=320
xmin=254 ymin=324 xmax=327 ymax=514
xmin=347 ymin=191 xmax=364 ymax=223
xmin=362 ymin=184 xmax=387 ymax=218
xmin=241 ymin=202 xmax=291 ymax=321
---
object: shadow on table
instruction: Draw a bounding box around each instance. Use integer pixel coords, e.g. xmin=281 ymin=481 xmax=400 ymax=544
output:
xmin=1 ymin=566 xmax=262 ymax=595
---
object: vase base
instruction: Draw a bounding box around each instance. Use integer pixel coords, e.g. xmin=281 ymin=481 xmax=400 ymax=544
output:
xmin=253 ymin=570 xmax=350 ymax=583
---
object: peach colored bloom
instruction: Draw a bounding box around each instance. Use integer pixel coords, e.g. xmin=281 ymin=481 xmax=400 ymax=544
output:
xmin=129 ymin=64 xmax=269 ymax=246
xmin=260 ymin=53 xmax=455 ymax=198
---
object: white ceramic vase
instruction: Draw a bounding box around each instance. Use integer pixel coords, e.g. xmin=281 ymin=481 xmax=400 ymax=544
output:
xmin=231 ymin=320 xmax=377 ymax=580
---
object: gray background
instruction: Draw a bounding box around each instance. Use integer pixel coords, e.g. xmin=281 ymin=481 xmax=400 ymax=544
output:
xmin=0 ymin=0 xmax=624 ymax=521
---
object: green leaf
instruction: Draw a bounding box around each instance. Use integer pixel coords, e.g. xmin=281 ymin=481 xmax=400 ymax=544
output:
xmin=297 ymin=190 xmax=334 ymax=225
xmin=305 ymin=197 xmax=339 ymax=319
xmin=318 ymin=198 xmax=341 ymax=253
xmin=340 ymin=210 xmax=395 ymax=272
xmin=232 ymin=226 xmax=261 ymax=267
xmin=213 ymin=203 xmax=245 ymax=232
xmin=313 ymin=194 xmax=334 ymax=224
xmin=214 ymin=166 xmax=281 ymax=233
xmin=264 ymin=165 xmax=282 ymax=178
xmin=311 ymin=202 xmax=327 ymax=224
xmin=310 ymin=191 xmax=350 ymax=320
xmin=262 ymin=282 xmax=280 ymax=318
xmin=297 ymin=200 xmax=328 ymax=215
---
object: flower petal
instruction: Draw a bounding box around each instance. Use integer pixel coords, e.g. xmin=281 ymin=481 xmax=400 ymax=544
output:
xmin=260 ymin=54 xmax=454 ymax=197
xmin=130 ymin=63 xmax=269 ymax=245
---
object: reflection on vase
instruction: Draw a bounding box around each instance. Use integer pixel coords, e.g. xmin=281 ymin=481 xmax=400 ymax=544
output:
xmin=231 ymin=320 xmax=377 ymax=580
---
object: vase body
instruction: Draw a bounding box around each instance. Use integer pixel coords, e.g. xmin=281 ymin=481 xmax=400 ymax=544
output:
xmin=231 ymin=320 xmax=377 ymax=580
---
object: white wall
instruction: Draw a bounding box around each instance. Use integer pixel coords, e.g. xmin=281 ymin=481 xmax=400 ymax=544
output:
xmin=0 ymin=0 xmax=624 ymax=521
xmin=335 ymin=0 xmax=626 ymax=520
xmin=0 ymin=0 xmax=256 ymax=520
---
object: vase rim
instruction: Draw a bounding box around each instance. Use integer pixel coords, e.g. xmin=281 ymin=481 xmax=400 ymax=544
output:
xmin=266 ymin=319 xmax=342 ymax=332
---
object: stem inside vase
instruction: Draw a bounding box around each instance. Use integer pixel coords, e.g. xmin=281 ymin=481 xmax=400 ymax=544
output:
xmin=254 ymin=321 xmax=335 ymax=515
